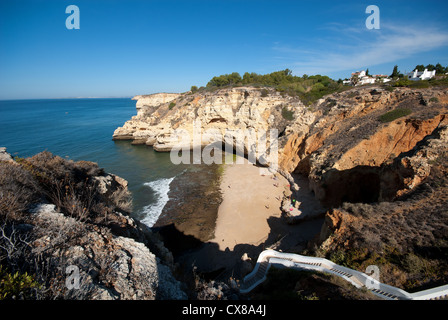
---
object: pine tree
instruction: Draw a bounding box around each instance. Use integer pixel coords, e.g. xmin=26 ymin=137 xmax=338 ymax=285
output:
xmin=391 ymin=65 xmax=399 ymax=78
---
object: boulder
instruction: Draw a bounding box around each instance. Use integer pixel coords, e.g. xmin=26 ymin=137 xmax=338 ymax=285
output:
xmin=31 ymin=203 xmax=187 ymax=300
xmin=0 ymin=147 xmax=13 ymax=161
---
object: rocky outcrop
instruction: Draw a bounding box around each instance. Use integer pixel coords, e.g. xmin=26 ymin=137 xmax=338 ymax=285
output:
xmin=109 ymin=84 xmax=448 ymax=294
xmin=31 ymin=203 xmax=186 ymax=300
xmin=0 ymin=147 xmax=13 ymax=161
xmin=379 ymin=124 xmax=448 ymax=200
xmin=318 ymin=208 xmax=357 ymax=247
xmin=113 ymin=87 xmax=309 ymax=166
xmin=114 ymin=86 xmax=448 ymax=224
xmin=279 ymin=86 xmax=448 ymax=207
xmin=283 ymin=88 xmax=446 ymax=167
xmin=313 ymin=128 xmax=448 ymax=290
xmin=294 ymin=86 xmax=448 ymax=291
xmin=333 ymin=116 xmax=446 ymax=171
xmin=0 ymin=150 xmax=186 ymax=300
xmin=113 ymin=93 xmax=180 ymax=142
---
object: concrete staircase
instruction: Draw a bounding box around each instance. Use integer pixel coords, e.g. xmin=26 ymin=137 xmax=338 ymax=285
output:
xmin=239 ymin=249 xmax=448 ymax=300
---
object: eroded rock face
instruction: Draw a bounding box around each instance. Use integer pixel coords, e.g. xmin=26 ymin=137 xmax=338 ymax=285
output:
xmin=318 ymin=208 xmax=357 ymax=250
xmin=32 ymin=203 xmax=187 ymax=300
xmin=114 ymin=86 xmax=448 ymax=224
xmin=278 ymin=86 xmax=448 ymax=207
xmin=0 ymin=150 xmax=186 ymax=300
xmin=113 ymin=87 xmax=310 ymax=167
xmin=134 ymin=93 xmax=181 ymax=109
xmin=379 ymin=125 xmax=448 ymax=200
xmin=0 ymin=147 xmax=13 ymax=161
xmin=333 ymin=116 xmax=446 ymax=171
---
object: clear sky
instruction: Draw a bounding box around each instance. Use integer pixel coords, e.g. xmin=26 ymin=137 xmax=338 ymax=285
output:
xmin=1 ymin=0 xmax=448 ymax=99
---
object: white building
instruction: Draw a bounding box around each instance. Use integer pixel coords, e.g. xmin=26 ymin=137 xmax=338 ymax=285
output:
xmin=351 ymin=70 xmax=374 ymax=85
xmin=360 ymin=77 xmax=376 ymax=85
xmin=349 ymin=70 xmax=391 ymax=86
xmin=374 ymin=75 xmax=391 ymax=84
xmin=407 ymin=69 xmax=436 ymax=81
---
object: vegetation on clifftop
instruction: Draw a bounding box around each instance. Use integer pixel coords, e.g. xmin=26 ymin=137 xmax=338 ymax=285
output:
xmin=0 ymin=152 xmax=133 ymax=299
xmin=379 ymin=108 xmax=412 ymax=123
xmin=308 ymin=145 xmax=448 ymax=292
xmin=251 ymin=268 xmax=377 ymax=300
xmin=200 ymin=69 xmax=350 ymax=105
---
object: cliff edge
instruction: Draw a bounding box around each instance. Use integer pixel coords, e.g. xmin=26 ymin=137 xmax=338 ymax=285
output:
xmin=113 ymin=87 xmax=310 ymax=166
xmin=114 ymin=84 xmax=448 ymax=294
xmin=0 ymin=150 xmax=187 ymax=300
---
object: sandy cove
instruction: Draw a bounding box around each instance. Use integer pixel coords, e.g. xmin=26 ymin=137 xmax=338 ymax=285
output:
xmin=211 ymin=159 xmax=290 ymax=251
xmin=174 ymin=156 xmax=325 ymax=278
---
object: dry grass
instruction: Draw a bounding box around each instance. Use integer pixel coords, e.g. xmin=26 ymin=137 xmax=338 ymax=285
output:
xmin=11 ymin=151 xmax=131 ymax=223
xmin=0 ymin=161 xmax=40 ymax=222
xmin=0 ymin=151 xmax=134 ymax=299
xmin=251 ymin=267 xmax=378 ymax=300
xmin=315 ymin=153 xmax=448 ymax=291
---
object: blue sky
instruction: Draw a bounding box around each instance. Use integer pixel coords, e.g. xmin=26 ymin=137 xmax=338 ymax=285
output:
xmin=1 ymin=0 xmax=448 ymax=99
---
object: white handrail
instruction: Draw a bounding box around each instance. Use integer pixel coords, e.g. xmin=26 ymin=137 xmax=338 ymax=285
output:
xmin=240 ymin=249 xmax=448 ymax=300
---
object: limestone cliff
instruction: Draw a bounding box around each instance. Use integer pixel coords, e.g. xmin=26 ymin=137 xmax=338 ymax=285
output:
xmin=115 ymin=85 xmax=447 ymax=218
xmin=113 ymin=84 xmax=448 ymax=294
xmin=113 ymin=87 xmax=311 ymax=165
xmin=281 ymin=87 xmax=448 ymax=207
xmin=292 ymin=86 xmax=448 ymax=291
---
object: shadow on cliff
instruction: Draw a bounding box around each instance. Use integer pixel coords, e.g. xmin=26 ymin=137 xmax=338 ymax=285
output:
xmin=153 ymin=215 xmax=324 ymax=287
xmin=307 ymin=121 xmax=448 ymax=208
xmin=316 ymin=165 xmax=382 ymax=208
xmin=313 ymin=161 xmax=425 ymax=208
xmin=290 ymin=173 xmax=328 ymax=219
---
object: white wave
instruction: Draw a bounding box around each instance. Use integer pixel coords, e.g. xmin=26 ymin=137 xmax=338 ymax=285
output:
xmin=140 ymin=176 xmax=175 ymax=227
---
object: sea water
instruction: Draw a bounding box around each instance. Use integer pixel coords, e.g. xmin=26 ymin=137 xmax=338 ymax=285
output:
xmin=0 ymin=98 xmax=192 ymax=226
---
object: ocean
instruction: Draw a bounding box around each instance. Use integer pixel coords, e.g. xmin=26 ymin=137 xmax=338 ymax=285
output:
xmin=0 ymin=98 xmax=195 ymax=226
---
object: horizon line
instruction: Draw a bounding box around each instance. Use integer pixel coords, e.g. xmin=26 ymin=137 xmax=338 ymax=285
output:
xmin=0 ymin=96 xmax=135 ymax=101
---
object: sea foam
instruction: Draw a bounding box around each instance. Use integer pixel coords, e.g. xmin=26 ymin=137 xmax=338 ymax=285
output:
xmin=140 ymin=176 xmax=175 ymax=227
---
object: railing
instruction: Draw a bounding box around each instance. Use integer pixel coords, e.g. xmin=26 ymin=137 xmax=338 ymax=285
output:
xmin=240 ymin=249 xmax=448 ymax=300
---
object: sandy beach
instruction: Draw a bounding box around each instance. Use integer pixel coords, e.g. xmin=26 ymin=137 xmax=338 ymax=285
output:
xmin=211 ymin=158 xmax=290 ymax=250
xmin=173 ymin=156 xmax=326 ymax=277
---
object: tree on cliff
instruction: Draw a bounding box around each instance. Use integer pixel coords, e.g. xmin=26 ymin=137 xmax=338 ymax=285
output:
xmin=425 ymin=64 xmax=436 ymax=71
xmin=413 ymin=63 xmax=447 ymax=74
xmin=205 ymin=69 xmax=348 ymax=105
xmin=390 ymin=65 xmax=400 ymax=78
xmin=414 ymin=65 xmax=425 ymax=72
xmin=435 ymin=63 xmax=446 ymax=74
xmin=207 ymin=72 xmax=242 ymax=87
xmin=351 ymin=74 xmax=359 ymax=86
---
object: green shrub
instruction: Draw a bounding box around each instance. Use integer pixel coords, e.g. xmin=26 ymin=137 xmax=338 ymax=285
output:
xmin=190 ymin=85 xmax=198 ymax=93
xmin=429 ymin=97 xmax=439 ymax=103
xmin=281 ymin=106 xmax=294 ymax=121
xmin=260 ymin=88 xmax=269 ymax=97
xmin=169 ymin=102 xmax=176 ymax=110
xmin=204 ymin=69 xmax=349 ymax=105
xmin=311 ymin=82 xmax=325 ymax=91
xmin=329 ymin=250 xmax=347 ymax=266
xmin=430 ymin=77 xmax=448 ymax=86
xmin=402 ymin=253 xmax=427 ymax=274
xmin=0 ymin=266 xmax=40 ymax=300
xmin=393 ymin=78 xmax=412 ymax=87
xmin=0 ymin=161 xmax=39 ymax=220
xmin=379 ymin=108 xmax=412 ymax=123
xmin=409 ymin=81 xmax=430 ymax=89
